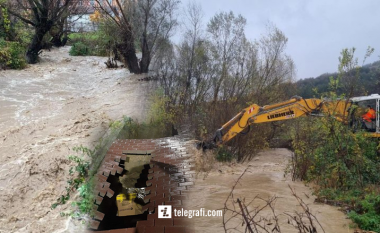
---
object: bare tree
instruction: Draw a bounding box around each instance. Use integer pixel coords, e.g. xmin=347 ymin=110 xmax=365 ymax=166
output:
xmin=94 ymin=0 xmax=179 ymax=74
xmin=176 ymin=1 xmax=206 ymax=106
xmin=50 ymin=1 xmax=90 ymax=47
xmin=152 ymin=11 xmax=295 ymax=158
xmin=49 ymin=17 xmax=68 ymax=47
xmin=1 ymin=0 xmax=76 ymax=63
xmin=136 ymin=0 xmax=179 ymax=73
xmin=94 ymin=0 xmax=141 ymax=73
xmin=337 ymin=46 xmax=374 ymax=99
xmin=253 ymin=24 xmax=295 ymax=105
xmin=285 ymin=185 xmax=325 ymax=233
xmin=207 ymin=11 xmax=247 ymax=103
xmin=152 ymin=38 xmax=180 ymax=103
xmin=222 ymin=167 xmax=282 ymax=233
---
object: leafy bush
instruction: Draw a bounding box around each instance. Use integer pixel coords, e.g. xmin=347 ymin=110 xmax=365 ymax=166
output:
xmin=290 ymin=115 xmax=380 ymax=231
xmin=0 ymin=38 xmax=26 ymax=69
xmin=69 ymin=42 xmax=90 ymax=56
xmin=289 ymin=48 xmax=380 ymax=231
xmin=68 ymin=29 xmax=111 ymax=56
xmin=14 ymin=21 xmax=33 ymax=48
xmin=0 ymin=7 xmax=11 ymax=39
xmin=148 ymin=88 xmax=177 ymax=127
xmin=51 ymin=146 xmax=93 ymax=212
xmin=215 ymin=146 xmax=234 ymax=162
xmin=348 ymin=194 xmax=380 ymax=232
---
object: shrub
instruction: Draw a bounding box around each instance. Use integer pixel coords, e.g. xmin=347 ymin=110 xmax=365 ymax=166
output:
xmin=68 ymin=30 xmax=111 ymax=57
xmin=0 ymin=38 xmax=26 ymax=69
xmin=348 ymin=194 xmax=380 ymax=232
xmin=148 ymin=88 xmax=176 ymax=128
xmin=69 ymin=42 xmax=90 ymax=56
xmin=14 ymin=21 xmax=33 ymax=48
xmin=215 ymin=146 xmax=234 ymax=162
xmin=291 ymin=116 xmax=380 ymax=189
xmin=290 ymin=115 xmax=380 ymax=231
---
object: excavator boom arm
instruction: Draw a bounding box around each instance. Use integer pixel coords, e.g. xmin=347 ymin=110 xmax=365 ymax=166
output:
xmin=214 ymin=96 xmax=350 ymax=145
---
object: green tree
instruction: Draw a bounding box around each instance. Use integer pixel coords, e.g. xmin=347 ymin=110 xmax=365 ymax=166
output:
xmin=1 ymin=0 xmax=76 ymax=63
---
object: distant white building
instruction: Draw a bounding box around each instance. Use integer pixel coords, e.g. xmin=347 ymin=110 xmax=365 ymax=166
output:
xmin=69 ymin=13 xmax=97 ymax=32
xmin=68 ymin=0 xmax=96 ymax=32
xmin=68 ymin=0 xmax=119 ymax=32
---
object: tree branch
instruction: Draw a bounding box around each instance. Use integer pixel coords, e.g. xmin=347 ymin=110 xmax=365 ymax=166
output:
xmin=0 ymin=3 xmax=36 ymax=26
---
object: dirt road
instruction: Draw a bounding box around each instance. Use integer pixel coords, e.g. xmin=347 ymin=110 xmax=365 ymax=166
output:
xmin=0 ymin=47 xmax=153 ymax=233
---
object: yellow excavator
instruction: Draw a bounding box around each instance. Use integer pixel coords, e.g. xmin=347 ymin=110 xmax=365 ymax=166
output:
xmin=202 ymin=94 xmax=380 ymax=149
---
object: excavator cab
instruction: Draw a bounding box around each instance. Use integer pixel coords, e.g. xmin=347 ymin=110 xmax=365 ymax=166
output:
xmin=350 ymin=94 xmax=380 ymax=134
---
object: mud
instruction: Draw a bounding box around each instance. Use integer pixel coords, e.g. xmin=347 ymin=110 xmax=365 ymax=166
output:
xmin=0 ymin=47 xmax=153 ymax=233
xmin=188 ymin=148 xmax=354 ymax=233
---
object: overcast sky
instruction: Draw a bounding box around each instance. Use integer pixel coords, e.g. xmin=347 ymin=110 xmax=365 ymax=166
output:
xmin=178 ymin=0 xmax=380 ymax=80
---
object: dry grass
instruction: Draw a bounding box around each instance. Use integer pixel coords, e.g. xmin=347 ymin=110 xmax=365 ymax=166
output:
xmin=187 ymin=140 xmax=219 ymax=179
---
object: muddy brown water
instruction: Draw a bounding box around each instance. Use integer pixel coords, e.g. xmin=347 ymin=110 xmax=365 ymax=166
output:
xmin=0 ymin=47 xmax=155 ymax=233
xmin=0 ymin=47 xmax=356 ymax=233
xmin=187 ymin=148 xmax=354 ymax=233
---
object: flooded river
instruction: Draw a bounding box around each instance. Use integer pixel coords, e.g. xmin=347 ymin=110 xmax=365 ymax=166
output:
xmin=188 ymin=148 xmax=355 ymax=233
xmin=0 ymin=47 xmax=356 ymax=233
xmin=0 ymin=47 xmax=153 ymax=233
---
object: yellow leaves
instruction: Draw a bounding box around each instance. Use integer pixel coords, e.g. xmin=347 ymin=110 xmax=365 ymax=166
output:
xmin=1 ymin=7 xmax=10 ymax=34
xmin=227 ymin=96 xmax=238 ymax=103
xmin=109 ymin=120 xmax=123 ymax=130
xmin=0 ymin=49 xmax=11 ymax=64
xmin=148 ymin=89 xmax=176 ymax=126
xmin=90 ymin=10 xmax=102 ymax=23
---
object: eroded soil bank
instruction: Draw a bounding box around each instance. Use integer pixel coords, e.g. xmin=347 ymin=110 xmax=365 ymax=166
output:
xmin=0 ymin=47 xmax=154 ymax=233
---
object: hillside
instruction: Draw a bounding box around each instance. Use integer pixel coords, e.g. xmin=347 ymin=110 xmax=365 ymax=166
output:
xmin=295 ymin=60 xmax=380 ymax=98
